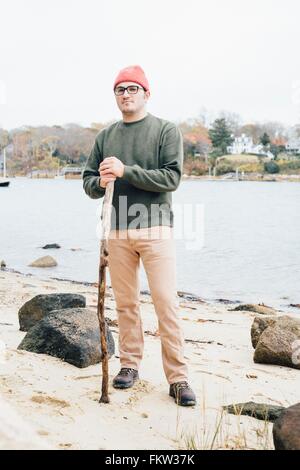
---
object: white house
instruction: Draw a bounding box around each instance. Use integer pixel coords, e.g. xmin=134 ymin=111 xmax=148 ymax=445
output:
xmin=227 ymin=134 xmax=254 ymax=154
xmin=286 ymin=139 xmax=300 ymax=154
xmin=227 ymin=133 xmax=274 ymax=159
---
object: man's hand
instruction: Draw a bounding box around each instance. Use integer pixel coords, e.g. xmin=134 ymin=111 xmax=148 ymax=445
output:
xmin=99 ymin=172 xmax=116 ymax=189
xmin=98 ymin=160 xmax=117 ymax=188
xmin=100 ymin=156 xmax=124 ymax=179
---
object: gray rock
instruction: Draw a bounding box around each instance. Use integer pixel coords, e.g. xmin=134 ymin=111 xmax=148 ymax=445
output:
xmin=177 ymin=291 xmax=205 ymax=303
xmin=29 ymin=256 xmax=57 ymax=268
xmin=42 ymin=243 xmax=61 ymax=249
xmin=18 ymin=293 xmax=86 ymax=331
xmin=18 ymin=307 xmax=115 ymax=368
xmin=215 ymin=298 xmax=241 ymax=305
xmin=251 ymin=316 xmax=278 ymax=348
xmin=0 ymin=260 xmax=6 ymax=269
xmin=254 ymin=315 xmax=300 ymax=369
xmin=229 ymin=303 xmax=277 ymax=315
xmin=273 ymin=403 xmax=300 ymax=450
xmin=224 ymin=401 xmax=285 ymax=422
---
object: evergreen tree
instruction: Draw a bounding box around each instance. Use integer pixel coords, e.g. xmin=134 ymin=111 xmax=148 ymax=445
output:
xmin=208 ymin=118 xmax=233 ymax=156
xmin=260 ymin=132 xmax=271 ymax=147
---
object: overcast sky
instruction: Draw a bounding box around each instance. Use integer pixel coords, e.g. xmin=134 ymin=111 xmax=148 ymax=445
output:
xmin=0 ymin=0 xmax=299 ymax=130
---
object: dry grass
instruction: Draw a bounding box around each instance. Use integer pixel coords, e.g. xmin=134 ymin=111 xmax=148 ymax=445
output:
xmin=174 ymin=390 xmax=273 ymax=450
xmin=217 ymin=154 xmax=260 ymax=164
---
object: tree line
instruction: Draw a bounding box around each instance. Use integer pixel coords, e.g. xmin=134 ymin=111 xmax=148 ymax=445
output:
xmin=0 ymin=113 xmax=299 ymax=177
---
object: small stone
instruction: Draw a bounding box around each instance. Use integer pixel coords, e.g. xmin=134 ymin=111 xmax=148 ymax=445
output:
xmin=223 ymin=402 xmax=285 ymax=422
xmin=229 ymin=303 xmax=277 ymax=315
xmin=29 ymin=256 xmax=57 ymax=268
xmin=42 ymin=243 xmax=61 ymax=249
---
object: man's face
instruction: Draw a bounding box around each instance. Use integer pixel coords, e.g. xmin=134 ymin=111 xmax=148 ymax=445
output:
xmin=114 ymin=81 xmax=150 ymax=115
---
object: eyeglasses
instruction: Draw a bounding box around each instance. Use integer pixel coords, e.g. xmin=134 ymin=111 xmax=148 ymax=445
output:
xmin=114 ymin=85 xmax=145 ymax=96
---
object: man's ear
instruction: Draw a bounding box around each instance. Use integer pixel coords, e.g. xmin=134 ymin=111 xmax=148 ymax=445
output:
xmin=144 ymin=90 xmax=150 ymax=101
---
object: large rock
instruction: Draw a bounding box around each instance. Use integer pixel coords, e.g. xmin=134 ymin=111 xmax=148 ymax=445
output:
xmin=29 ymin=256 xmax=57 ymax=267
xmin=18 ymin=307 xmax=115 ymax=368
xmin=251 ymin=316 xmax=277 ymax=348
xmin=273 ymin=403 xmax=300 ymax=450
xmin=254 ymin=315 xmax=300 ymax=369
xmin=18 ymin=293 xmax=86 ymax=331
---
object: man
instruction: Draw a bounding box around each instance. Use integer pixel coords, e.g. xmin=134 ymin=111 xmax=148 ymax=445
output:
xmin=83 ymin=65 xmax=196 ymax=406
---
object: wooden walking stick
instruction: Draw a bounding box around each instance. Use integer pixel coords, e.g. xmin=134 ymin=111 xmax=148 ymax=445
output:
xmin=97 ymin=180 xmax=114 ymax=404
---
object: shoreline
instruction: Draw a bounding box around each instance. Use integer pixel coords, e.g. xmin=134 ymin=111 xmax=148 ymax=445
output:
xmin=181 ymin=174 xmax=300 ymax=182
xmin=2 ymin=266 xmax=298 ymax=313
xmin=1 ymin=269 xmax=300 ymax=450
xmin=6 ymin=174 xmax=300 ymax=182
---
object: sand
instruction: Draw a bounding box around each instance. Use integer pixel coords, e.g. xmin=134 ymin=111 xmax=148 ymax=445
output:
xmin=0 ymin=269 xmax=299 ymax=450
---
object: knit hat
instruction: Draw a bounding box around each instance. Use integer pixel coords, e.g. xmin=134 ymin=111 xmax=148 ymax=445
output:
xmin=113 ymin=65 xmax=150 ymax=92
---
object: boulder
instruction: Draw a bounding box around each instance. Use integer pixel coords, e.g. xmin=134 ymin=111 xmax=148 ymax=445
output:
xmin=251 ymin=316 xmax=277 ymax=348
xmin=18 ymin=293 xmax=86 ymax=331
xmin=18 ymin=307 xmax=115 ymax=368
xmin=273 ymin=403 xmax=300 ymax=450
xmin=254 ymin=315 xmax=300 ymax=369
xmin=29 ymin=256 xmax=57 ymax=268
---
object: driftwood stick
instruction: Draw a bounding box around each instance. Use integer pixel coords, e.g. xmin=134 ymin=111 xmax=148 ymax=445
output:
xmin=97 ymin=181 xmax=114 ymax=404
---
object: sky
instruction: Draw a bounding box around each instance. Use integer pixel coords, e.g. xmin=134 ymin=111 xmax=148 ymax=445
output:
xmin=0 ymin=0 xmax=299 ymax=130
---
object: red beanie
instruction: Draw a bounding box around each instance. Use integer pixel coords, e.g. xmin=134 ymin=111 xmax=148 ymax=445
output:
xmin=113 ymin=65 xmax=150 ymax=92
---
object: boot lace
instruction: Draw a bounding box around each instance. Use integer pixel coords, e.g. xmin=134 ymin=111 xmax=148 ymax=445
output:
xmin=174 ymin=381 xmax=190 ymax=392
xmin=118 ymin=368 xmax=136 ymax=376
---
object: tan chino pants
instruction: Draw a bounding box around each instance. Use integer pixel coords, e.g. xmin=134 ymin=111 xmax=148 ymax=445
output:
xmin=107 ymin=225 xmax=188 ymax=384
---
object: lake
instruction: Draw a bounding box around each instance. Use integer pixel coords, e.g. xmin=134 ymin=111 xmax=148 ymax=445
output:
xmin=1 ymin=177 xmax=299 ymax=309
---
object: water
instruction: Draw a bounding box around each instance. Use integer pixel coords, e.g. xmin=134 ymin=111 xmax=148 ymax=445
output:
xmin=1 ymin=177 xmax=299 ymax=309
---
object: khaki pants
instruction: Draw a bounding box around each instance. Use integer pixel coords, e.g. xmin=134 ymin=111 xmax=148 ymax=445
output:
xmin=108 ymin=225 xmax=188 ymax=384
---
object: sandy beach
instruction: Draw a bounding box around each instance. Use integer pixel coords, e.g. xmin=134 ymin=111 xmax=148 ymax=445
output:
xmin=0 ymin=269 xmax=299 ymax=450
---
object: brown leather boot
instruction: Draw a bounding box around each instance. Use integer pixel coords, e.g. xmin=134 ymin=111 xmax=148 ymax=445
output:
xmin=169 ymin=381 xmax=196 ymax=406
xmin=112 ymin=368 xmax=139 ymax=389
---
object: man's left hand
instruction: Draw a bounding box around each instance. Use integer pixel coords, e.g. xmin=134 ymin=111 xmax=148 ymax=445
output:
xmin=100 ymin=156 xmax=124 ymax=178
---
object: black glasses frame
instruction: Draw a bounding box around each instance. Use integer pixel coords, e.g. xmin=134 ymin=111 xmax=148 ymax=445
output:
xmin=114 ymin=85 xmax=145 ymax=96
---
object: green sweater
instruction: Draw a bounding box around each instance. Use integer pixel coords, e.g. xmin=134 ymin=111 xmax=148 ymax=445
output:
xmin=82 ymin=113 xmax=183 ymax=229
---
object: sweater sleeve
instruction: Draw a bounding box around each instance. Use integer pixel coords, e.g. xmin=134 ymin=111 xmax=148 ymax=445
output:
xmin=82 ymin=137 xmax=106 ymax=199
xmin=122 ymin=125 xmax=183 ymax=192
